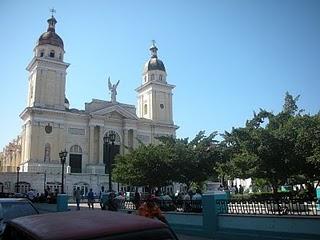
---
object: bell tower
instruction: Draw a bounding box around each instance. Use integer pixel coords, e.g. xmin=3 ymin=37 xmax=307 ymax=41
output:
xmin=136 ymin=41 xmax=175 ymax=124
xmin=26 ymin=12 xmax=69 ymax=110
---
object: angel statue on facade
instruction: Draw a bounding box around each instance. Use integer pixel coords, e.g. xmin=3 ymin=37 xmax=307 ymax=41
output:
xmin=108 ymin=77 xmax=120 ymax=103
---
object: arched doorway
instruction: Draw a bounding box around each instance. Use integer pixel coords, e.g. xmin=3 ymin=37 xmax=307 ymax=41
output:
xmin=69 ymin=145 xmax=82 ymax=173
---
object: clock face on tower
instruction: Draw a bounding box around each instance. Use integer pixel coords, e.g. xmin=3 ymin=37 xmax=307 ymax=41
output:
xmin=45 ymin=124 xmax=52 ymax=134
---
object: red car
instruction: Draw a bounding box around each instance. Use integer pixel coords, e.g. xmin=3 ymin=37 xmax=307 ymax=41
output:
xmin=2 ymin=210 xmax=179 ymax=240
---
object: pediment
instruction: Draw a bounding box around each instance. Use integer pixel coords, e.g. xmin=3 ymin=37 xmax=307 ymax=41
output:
xmin=91 ymin=105 xmax=138 ymax=120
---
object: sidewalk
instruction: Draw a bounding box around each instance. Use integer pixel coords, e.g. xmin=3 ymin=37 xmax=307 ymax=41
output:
xmin=33 ymin=202 xmax=102 ymax=213
xmin=33 ymin=203 xmax=213 ymax=240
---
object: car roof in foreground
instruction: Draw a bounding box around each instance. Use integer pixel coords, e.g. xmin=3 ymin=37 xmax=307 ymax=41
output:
xmin=9 ymin=210 xmax=168 ymax=240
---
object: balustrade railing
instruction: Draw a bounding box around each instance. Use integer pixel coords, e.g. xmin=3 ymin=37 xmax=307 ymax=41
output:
xmin=216 ymin=198 xmax=320 ymax=216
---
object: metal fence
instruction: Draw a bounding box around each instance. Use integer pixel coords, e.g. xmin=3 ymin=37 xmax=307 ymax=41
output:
xmin=117 ymin=199 xmax=202 ymax=213
xmin=216 ymin=198 xmax=320 ymax=216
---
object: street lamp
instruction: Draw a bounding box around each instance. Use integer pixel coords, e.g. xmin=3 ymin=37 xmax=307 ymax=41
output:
xmin=103 ymin=135 xmax=109 ymax=175
xmin=43 ymin=170 xmax=47 ymax=193
xmin=103 ymin=132 xmax=116 ymax=192
xmin=16 ymin=166 xmax=20 ymax=193
xmin=59 ymin=149 xmax=68 ymax=194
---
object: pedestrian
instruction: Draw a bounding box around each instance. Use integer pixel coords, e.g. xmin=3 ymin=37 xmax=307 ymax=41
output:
xmin=133 ymin=189 xmax=141 ymax=209
xmin=107 ymin=192 xmax=118 ymax=211
xmin=183 ymin=191 xmax=191 ymax=212
xmin=239 ymin=184 xmax=244 ymax=194
xmin=235 ymin=185 xmax=239 ymax=194
xmin=75 ymin=187 xmax=81 ymax=210
xmin=138 ymin=195 xmax=168 ymax=224
xmin=99 ymin=186 xmax=105 ymax=209
xmin=87 ymin=188 xmax=95 ymax=210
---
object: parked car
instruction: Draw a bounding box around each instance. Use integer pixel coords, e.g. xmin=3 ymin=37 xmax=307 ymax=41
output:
xmin=2 ymin=210 xmax=179 ymax=240
xmin=0 ymin=198 xmax=39 ymax=236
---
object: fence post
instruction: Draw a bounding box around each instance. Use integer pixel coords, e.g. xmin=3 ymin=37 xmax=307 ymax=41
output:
xmin=202 ymin=192 xmax=227 ymax=238
xmin=316 ymin=187 xmax=320 ymax=211
xmin=57 ymin=193 xmax=68 ymax=212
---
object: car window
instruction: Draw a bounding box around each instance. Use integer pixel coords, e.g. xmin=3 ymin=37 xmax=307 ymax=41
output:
xmin=92 ymin=228 xmax=178 ymax=240
xmin=0 ymin=202 xmax=38 ymax=222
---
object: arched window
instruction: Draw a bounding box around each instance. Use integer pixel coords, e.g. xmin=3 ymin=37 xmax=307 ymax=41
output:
xmin=151 ymin=74 xmax=155 ymax=81
xmin=44 ymin=143 xmax=51 ymax=162
xmin=40 ymin=50 xmax=44 ymax=57
xmin=70 ymin=145 xmax=82 ymax=154
xmin=49 ymin=50 xmax=55 ymax=58
xmin=159 ymin=75 xmax=162 ymax=81
xmin=144 ymin=76 xmax=147 ymax=83
xmin=105 ymin=130 xmax=121 ymax=145
xmin=144 ymin=104 xmax=148 ymax=115
xmin=59 ymin=53 xmax=62 ymax=60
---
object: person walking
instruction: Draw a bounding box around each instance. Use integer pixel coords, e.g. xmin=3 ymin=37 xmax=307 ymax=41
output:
xmin=75 ymin=187 xmax=81 ymax=210
xmin=99 ymin=186 xmax=105 ymax=209
xmin=87 ymin=188 xmax=95 ymax=210
xmin=133 ymin=189 xmax=141 ymax=209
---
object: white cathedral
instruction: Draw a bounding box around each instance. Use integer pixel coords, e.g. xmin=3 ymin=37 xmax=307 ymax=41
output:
xmin=0 ymin=15 xmax=178 ymax=196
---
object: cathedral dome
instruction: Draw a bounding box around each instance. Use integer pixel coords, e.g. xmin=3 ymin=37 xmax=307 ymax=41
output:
xmin=143 ymin=42 xmax=166 ymax=73
xmin=37 ymin=16 xmax=64 ymax=50
xmin=143 ymin=57 xmax=166 ymax=73
xmin=38 ymin=31 xmax=64 ymax=49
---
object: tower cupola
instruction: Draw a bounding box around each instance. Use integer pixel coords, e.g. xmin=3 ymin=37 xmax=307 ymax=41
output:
xmin=136 ymin=42 xmax=175 ymax=124
xmin=142 ymin=41 xmax=167 ymax=84
xmin=37 ymin=16 xmax=64 ymax=50
xmin=26 ymin=12 xmax=69 ymax=111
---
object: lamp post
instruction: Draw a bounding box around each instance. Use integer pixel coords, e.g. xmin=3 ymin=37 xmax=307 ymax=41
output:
xmin=103 ymin=135 xmax=109 ymax=176
xmin=103 ymin=132 xmax=116 ymax=192
xmin=43 ymin=170 xmax=47 ymax=193
xmin=59 ymin=149 xmax=68 ymax=194
xmin=16 ymin=166 xmax=20 ymax=193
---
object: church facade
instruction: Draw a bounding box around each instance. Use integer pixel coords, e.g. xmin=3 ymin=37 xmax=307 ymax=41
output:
xmin=0 ymin=15 xmax=178 ymax=195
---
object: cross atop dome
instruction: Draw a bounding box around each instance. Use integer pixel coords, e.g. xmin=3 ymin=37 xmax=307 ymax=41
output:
xmin=150 ymin=40 xmax=158 ymax=58
xmin=50 ymin=8 xmax=56 ymax=17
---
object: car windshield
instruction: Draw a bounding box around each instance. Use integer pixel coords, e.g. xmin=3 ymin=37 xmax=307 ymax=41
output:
xmin=1 ymin=202 xmax=38 ymax=222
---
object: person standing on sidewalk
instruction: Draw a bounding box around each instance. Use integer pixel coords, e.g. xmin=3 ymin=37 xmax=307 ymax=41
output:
xmin=75 ymin=187 xmax=81 ymax=210
xmin=87 ymin=188 xmax=95 ymax=210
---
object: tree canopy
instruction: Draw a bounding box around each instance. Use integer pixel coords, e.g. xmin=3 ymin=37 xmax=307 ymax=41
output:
xmin=113 ymin=92 xmax=320 ymax=194
xmin=113 ymin=131 xmax=220 ymax=192
xmin=222 ymin=92 xmax=320 ymax=192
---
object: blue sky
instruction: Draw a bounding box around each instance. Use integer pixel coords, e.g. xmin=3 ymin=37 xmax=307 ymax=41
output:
xmin=1 ymin=0 xmax=320 ymax=149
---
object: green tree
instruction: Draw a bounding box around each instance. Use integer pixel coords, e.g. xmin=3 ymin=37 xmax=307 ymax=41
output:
xmin=224 ymin=93 xmax=304 ymax=193
xmin=113 ymin=144 xmax=173 ymax=192
xmin=159 ymin=131 xmax=220 ymax=189
xmin=113 ymin=131 xmax=220 ymax=192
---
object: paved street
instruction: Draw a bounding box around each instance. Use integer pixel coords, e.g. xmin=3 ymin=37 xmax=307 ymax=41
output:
xmin=33 ymin=202 xmax=212 ymax=240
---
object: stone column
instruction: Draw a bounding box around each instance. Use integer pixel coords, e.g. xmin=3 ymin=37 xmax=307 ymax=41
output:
xmin=122 ymin=129 xmax=128 ymax=155
xmin=133 ymin=130 xmax=138 ymax=149
xmin=89 ymin=126 xmax=94 ymax=164
xmin=99 ymin=126 xmax=104 ymax=164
